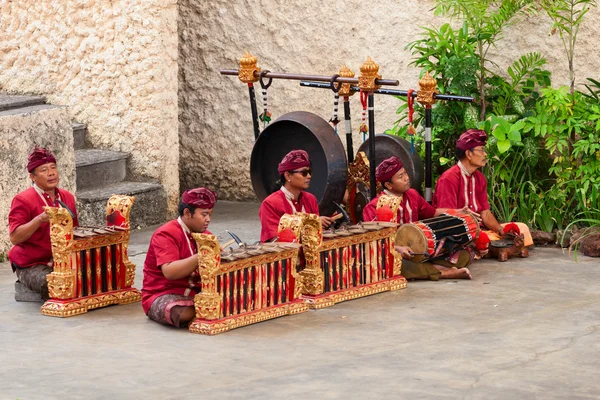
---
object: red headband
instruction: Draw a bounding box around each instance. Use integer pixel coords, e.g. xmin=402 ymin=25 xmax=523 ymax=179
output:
xmin=456 ymin=129 xmax=488 ymax=151
xmin=181 ymin=187 xmax=217 ymax=209
xmin=27 ymin=147 xmax=57 ymax=173
xmin=277 ymin=150 xmax=310 ymax=174
xmin=376 ymin=156 xmax=404 ymax=182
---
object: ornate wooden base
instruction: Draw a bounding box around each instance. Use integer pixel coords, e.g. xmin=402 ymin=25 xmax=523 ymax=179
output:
xmin=302 ymin=276 xmax=407 ymax=309
xmin=189 ymin=300 xmax=309 ymax=335
xmin=40 ymin=288 xmax=141 ymax=318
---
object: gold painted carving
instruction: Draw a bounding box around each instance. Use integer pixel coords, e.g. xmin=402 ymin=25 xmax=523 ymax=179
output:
xmin=337 ymin=65 xmax=356 ymax=97
xmin=347 ymin=151 xmax=382 ymax=193
xmin=105 ymin=194 xmax=134 ymax=229
xmin=41 ymin=289 xmax=141 ymax=317
xmin=358 ymin=57 xmax=382 ymax=92
xmin=416 ymin=71 xmax=438 ymax=106
xmin=44 ymin=207 xmax=75 ymax=299
xmin=376 ymin=194 xmax=403 ymax=223
xmin=278 ymin=213 xmax=304 ymax=241
xmin=238 ymin=51 xmax=260 ymax=83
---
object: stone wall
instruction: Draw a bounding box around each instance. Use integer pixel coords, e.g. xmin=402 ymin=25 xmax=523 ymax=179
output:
xmin=0 ymin=0 xmax=180 ymax=215
xmin=178 ymin=0 xmax=600 ymax=201
xmin=0 ymin=105 xmax=75 ymax=256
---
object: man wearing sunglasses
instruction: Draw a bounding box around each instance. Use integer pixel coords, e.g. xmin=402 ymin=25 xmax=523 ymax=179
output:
xmin=363 ymin=156 xmax=472 ymax=280
xmin=433 ymin=129 xmax=533 ymax=246
xmin=259 ymin=150 xmax=334 ymax=242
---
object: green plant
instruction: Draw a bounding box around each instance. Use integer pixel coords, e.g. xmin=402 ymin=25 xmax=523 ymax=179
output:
xmin=433 ymin=0 xmax=535 ymax=119
xmin=539 ymin=0 xmax=597 ymax=98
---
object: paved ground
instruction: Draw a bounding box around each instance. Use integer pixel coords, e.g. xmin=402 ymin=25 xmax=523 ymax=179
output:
xmin=1 ymin=201 xmax=599 ymax=400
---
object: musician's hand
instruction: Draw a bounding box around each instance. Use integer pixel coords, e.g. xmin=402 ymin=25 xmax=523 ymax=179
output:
xmin=37 ymin=211 xmax=50 ymax=224
xmin=320 ymin=215 xmax=334 ymax=229
xmin=395 ymin=246 xmax=414 ymax=260
xmin=460 ymin=207 xmax=481 ymax=222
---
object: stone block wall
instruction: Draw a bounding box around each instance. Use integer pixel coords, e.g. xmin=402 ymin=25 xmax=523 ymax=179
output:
xmin=0 ymin=105 xmax=75 ymax=257
xmin=178 ymin=0 xmax=600 ymax=201
xmin=0 ymin=0 xmax=180 ymax=215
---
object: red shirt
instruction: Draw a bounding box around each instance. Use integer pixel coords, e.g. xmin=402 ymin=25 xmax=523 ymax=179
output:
xmin=8 ymin=186 xmax=78 ymax=268
xmin=362 ymin=189 xmax=436 ymax=223
xmin=433 ymin=164 xmax=490 ymax=213
xmin=259 ymin=189 xmax=320 ymax=242
xmin=141 ymin=219 xmax=210 ymax=314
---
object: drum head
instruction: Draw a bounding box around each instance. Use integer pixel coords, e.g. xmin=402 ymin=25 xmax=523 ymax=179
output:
xmin=395 ymin=224 xmax=428 ymax=262
xmin=250 ymin=111 xmax=347 ymax=216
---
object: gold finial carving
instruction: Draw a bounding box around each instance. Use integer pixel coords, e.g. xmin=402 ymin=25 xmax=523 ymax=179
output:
xmin=337 ymin=65 xmax=356 ymax=97
xmin=358 ymin=57 xmax=382 ymax=92
xmin=416 ymin=71 xmax=438 ymax=106
xmin=238 ymin=51 xmax=260 ymax=83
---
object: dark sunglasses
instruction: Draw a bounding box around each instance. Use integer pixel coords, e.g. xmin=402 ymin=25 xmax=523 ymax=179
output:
xmin=290 ymin=169 xmax=312 ymax=177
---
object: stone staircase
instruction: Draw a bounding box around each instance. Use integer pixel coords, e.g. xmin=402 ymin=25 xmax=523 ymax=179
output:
xmin=74 ymin=123 xmax=168 ymax=228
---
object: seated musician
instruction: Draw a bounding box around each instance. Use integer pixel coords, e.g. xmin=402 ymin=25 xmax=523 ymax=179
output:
xmin=363 ymin=156 xmax=472 ymax=280
xmin=433 ymin=129 xmax=533 ymax=246
xmin=8 ymin=147 xmax=79 ymax=300
xmin=259 ymin=149 xmax=333 ymax=242
xmin=142 ymin=187 xmax=216 ymax=328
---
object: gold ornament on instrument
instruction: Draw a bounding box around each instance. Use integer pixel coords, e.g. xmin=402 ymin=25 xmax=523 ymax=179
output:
xmin=376 ymin=194 xmax=403 ymax=223
xmin=416 ymin=71 xmax=438 ymax=106
xmin=358 ymin=56 xmax=382 ymax=92
xmin=238 ymin=51 xmax=260 ymax=83
xmin=41 ymin=195 xmax=141 ymax=317
xmin=337 ymin=65 xmax=356 ymax=97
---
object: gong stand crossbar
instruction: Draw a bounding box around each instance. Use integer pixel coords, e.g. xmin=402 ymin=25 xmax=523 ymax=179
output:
xmin=299 ymin=81 xmax=474 ymax=103
xmin=220 ymin=69 xmax=400 ymax=87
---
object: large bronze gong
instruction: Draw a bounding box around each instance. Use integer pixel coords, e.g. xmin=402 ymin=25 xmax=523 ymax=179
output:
xmin=357 ymin=134 xmax=424 ymax=193
xmin=250 ymin=111 xmax=347 ymax=216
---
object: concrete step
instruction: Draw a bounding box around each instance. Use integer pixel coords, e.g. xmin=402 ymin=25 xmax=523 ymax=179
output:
xmin=72 ymin=123 xmax=87 ymax=149
xmin=77 ymin=181 xmax=168 ymax=228
xmin=75 ymin=149 xmax=128 ymax=190
xmin=0 ymin=93 xmax=46 ymax=112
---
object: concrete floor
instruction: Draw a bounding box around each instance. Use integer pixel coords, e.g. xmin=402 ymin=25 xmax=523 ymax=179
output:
xmin=1 ymin=201 xmax=599 ymax=400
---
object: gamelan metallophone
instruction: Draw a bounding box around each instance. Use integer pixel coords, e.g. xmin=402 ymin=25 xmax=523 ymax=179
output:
xmin=189 ymin=234 xmax=309 ymax=335
xmin=278 ymin=213 xmax=407 ymax=309
xmin=41 ymin=195 xmax=141 ymax=317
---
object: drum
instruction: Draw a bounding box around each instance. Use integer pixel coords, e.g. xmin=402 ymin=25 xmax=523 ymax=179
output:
xmin=394 ymin=210 xmax=480 ymax=262
xmin=250 ymin=111 xmax=347 ymax=216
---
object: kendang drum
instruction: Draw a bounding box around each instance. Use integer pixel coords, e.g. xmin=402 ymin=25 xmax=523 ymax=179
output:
xmin=394 ymin=210 xmax=480 ymax=263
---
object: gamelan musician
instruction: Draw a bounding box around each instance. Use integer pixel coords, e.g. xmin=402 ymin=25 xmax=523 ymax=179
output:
xmin=363 ymin=156 xmax=473 ymax=280
xmin=8 ymin=147 xmax=79 ymax=301
xmin=142 ymin=187 xmax=216 ymax=328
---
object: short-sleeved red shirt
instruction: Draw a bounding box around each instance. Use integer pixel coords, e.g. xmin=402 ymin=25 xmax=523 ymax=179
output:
xmin=8 ymin=186 xmax=78 ymax=268
xmin=362 ymin=189 xmax=436 ymax=223
xmin=433 ymin=164 xmax=490 ymax=213
xmin=258 ymin=189 xmax=320 ymax=242
xmin=141 ymin=219 xmax=210 ymax=314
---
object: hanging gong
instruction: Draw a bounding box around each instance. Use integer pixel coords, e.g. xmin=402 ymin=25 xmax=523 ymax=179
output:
xmin=250 ymin=111 xmax=348 ymax=216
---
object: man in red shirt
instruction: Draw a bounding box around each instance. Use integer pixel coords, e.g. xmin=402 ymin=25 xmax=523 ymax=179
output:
xmin=8 ymin=147 xmax=79 ymax=300
xmin=142 ymin=187 xmax=217 ymax=328
xmin=433 ymin=129 xmax=532 ymax=246
xmin=259 ymin=150 xmax=333 ymax=242
xmin=363 ymin=156 xmax=472 ymax=280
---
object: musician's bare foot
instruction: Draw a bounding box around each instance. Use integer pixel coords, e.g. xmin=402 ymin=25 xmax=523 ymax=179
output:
xmin=433 ymin=264 xmax=472 ymax=279
xmin=439 ymin=266 xmax=472 ymax=280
